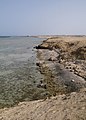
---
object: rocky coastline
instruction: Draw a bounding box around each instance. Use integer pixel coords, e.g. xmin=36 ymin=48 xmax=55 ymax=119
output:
xmin=0 ymin=36 xmax=86 ymax=120
xmin=36 ymin=36 xmax=86 ymax=96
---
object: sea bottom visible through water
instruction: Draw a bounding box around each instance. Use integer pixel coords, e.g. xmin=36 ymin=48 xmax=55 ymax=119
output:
xmin=0 ymin=36 xmax=47 ymax=108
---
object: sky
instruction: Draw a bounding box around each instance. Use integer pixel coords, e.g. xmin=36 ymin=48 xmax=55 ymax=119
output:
xmin=0 ymin=0 xmax=86 ymax=36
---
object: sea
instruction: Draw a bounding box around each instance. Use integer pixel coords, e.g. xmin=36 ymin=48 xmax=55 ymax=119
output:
xmin=0 ymin=36 xmax=46 ymax=108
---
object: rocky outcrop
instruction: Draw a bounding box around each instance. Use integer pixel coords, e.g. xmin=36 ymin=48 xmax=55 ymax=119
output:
xmin=36 ymin=36 xmax=86 ymax=81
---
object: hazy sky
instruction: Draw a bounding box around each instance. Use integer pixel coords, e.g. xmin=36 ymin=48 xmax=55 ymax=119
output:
xmin=0 ymin=0 xmax=86 ymax=35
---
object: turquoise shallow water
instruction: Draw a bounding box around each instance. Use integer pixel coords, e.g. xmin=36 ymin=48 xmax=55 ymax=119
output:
xmin=0 ymin=37 xmax=47 ymax=108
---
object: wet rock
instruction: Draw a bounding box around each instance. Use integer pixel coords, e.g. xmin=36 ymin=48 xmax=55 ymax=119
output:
xmin=35 ymin=44 xmax=53 ymax=50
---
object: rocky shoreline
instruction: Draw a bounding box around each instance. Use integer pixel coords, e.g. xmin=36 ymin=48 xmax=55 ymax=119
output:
xmin=0 ymin=36 xmax=86 ymax=120
xmin=36 ymin=36 xmax=86 ymax=96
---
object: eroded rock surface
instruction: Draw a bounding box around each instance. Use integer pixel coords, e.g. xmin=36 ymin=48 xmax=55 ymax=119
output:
xmin=0 ymin=88 xmax=86 ymax=120
xmin=36 ymin=36 xmax=86 ymax=96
